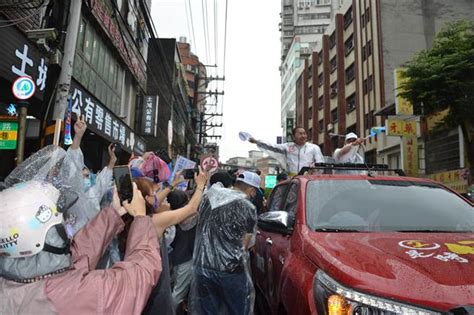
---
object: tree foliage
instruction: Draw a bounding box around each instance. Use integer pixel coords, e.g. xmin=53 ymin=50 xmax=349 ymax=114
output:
xmin=400 ymin=20 xmax=474 ymax=128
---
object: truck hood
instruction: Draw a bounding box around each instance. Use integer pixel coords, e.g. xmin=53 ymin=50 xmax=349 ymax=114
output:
xmin=303 ymin=230 xmax=474 ymax=310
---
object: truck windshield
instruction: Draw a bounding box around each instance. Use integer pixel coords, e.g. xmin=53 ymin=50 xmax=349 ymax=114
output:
xmin=306 ymin=180 xmax=474 ymax=232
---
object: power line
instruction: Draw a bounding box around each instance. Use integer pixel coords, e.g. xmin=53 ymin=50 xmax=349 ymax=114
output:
xmin=214 ymin=0 xmax=218 ymax=67
xmin=223 ymin=0 xmax=229 ymax=77
xmin=0 ymin=0 xmax=41 ymax=8
xmin=0 ymin=0 xmax=46 ymax=28
xmin=205 ymin=0 xmax=212 ymax=65
xmin=183 ymin=0 xmax=192 ymax=45
xmin=218 ymin=0 xmax=229 ymax=144
xmin=187 ymin=0 xmax=197 ymax=54
xmin=201 ymin=0 xmax=209 ymax=62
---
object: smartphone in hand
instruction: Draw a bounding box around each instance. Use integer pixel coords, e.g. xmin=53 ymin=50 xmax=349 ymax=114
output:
xmin=182 ymin=168 xmax=196 ymax=180
xmin=113 ymin=165 xmax=133 ymax=202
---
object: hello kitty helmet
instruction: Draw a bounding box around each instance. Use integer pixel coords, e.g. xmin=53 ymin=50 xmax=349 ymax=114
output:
xmin=0 ymin=180 xmax=63 ymax=258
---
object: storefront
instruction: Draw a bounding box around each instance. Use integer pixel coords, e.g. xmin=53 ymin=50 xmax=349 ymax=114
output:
xmin=69 ymin=79 xmax=146 ymax=171
xmin=0 ymin=22 xmax=50 ymax=179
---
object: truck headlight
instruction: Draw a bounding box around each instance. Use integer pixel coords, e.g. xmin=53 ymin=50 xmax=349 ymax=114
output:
xmin=314 ymin=270 xmax=441 ymax=315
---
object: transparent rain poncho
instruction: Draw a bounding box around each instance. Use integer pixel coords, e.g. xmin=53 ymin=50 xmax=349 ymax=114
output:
xmin=190 ymin=183 xmax=257 ymax=315
xmin=1 ymin=146 xmax=77 ymax=280
xmin=0 ymin=145 xmax=112 ymax=279
xmin=62 ymin=147 xmax=113 ymax=237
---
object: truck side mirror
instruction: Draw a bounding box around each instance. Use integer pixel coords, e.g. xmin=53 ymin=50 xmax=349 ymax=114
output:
xmin=258 ymin=210 xmax=294 ymax=235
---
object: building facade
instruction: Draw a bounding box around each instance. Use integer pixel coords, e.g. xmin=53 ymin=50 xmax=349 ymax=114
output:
xmin=0 ymin=0 xmax=150 ymax=177
xmin=280 ymin=0 xmax=341 ymax=61
xmin=70 ymin=0 xmax=149 ymax=169
xmin=297 ymin=0 xmax=473 ymax=191
xmin=177 ymin=37 xmax=207 ymax=158
xmin=280 ymin=0 xmax=342 ymax=139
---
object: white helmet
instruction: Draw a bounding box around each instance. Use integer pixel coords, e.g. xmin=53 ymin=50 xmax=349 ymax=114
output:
xmin=0 ymin=181 xmax=62 ymax=258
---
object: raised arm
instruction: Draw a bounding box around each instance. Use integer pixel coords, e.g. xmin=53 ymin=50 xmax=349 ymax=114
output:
xmin=152 ymin=172 xmax=186 ymax=212
xmin=152 ymin=167 xmax=208 ymax=237
xmin=88 ymin=144 xmax=116 ymax=200
xmin=333 ymin=138 xmax=365 ymax=161
xmin=71 ymin=114 xmax=86 ymax=150
xmin=249 ymin=137 xmax=286 ymax=154
xmin=70 ymin=205 xmax=125 ymax=269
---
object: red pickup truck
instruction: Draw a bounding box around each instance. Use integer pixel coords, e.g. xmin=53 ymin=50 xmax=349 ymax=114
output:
xmin=252 ymin=170 xmax=474 ymax=315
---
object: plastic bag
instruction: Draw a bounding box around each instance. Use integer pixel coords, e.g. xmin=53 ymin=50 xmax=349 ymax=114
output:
xmin=141 ymin=152 xmax=171 ymax=183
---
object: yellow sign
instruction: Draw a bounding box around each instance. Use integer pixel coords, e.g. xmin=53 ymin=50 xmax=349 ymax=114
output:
xmin=427 ymin=168 xmax=470 ymax=194
xmin=394 ymin=68 xmax=413 ymax=115
xmin=386 ymin=119 xmax=417 ymax=137
xmin=402 ymin=136 xmax=418 ymax=177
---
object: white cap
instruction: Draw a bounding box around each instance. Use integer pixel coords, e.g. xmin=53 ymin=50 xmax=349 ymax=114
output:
xmin=345 ymin=132 xmax=358 ymax=141
xmin=236 ymin=171 xmax=261 ymax=188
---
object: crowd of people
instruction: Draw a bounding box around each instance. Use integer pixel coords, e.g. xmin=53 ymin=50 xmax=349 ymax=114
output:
xmin=0 ymin=117 xmax=366 ymax=314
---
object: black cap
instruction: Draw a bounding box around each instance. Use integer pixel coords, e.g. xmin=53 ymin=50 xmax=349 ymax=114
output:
xmin=277 ymin=173 xmax=288 ymax=181
xmin=210 ymin=171 xmax=233 ymax=188
xmin=167 ymin=190 xmax=189 ymax=210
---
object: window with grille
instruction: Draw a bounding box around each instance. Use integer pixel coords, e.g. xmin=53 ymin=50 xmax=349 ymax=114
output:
xmin=330 ymin=82 xmax=337 ymax=98
xmin=318 ymin=96 xmax=324 ymax=109
xmin=344 ymin=7 xmax=353 ymax=29
xmin=346 ymin=93 xmax=356 ymax=113
xmin=344 ymin=35 xmax=354 ymax=56
xmin=345 ymin=63 xmax=355 ymax=84
xmin=329 ymin=32 xmax=336 ymax=48
xmin=331 ymin=108 xmax=338 ymax=123
xmin=330 ymin=56 xmax=337 ymax=73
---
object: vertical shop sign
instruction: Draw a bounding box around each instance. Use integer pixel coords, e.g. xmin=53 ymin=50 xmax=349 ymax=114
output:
xmin=402 ymin=136 xmax=418 ymax=177
xmin=394 ymin=68 xmax=413 ymax=116
xmin=286 ymin=117 xmax=294 ymax=142
xmin=142 ymin=95 xmax=158 ymax=136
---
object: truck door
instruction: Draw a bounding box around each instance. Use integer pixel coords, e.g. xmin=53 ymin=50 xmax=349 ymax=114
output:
xmin=266 ymin=181 xmax=299 ymax=313
xmin=253 ymin=183 xmax=289 ymax=303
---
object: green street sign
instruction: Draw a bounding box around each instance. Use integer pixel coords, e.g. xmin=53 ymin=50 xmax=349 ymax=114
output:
xmin=0 ymin=121 xmax=18 ymax=150
xmin=265 ymin=175 xmax=277 ymax=189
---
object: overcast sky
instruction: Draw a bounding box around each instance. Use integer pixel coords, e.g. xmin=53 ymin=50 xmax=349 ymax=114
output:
xmin=150 ymin=0 xmax=282 ymax=162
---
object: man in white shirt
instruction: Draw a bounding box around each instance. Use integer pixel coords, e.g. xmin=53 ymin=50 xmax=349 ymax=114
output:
xmin=249 ymin=127 xmax=324 ymax=176
xmin=333 ymin=132 xmax=365 ymax=164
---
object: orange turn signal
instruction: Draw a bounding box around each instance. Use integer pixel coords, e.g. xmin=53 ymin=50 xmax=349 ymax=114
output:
xmin=328 ymin=294 xmax=351 ymax=315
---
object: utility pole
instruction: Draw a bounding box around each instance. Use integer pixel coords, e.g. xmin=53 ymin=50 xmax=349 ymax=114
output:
xmin=52 ymin=0 xmax=82 ymax=145
xmin=15 ymin=102 xmax=28 ymax=165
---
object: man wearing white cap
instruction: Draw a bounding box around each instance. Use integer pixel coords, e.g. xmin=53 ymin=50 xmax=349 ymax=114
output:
xmin=333 ymin=132 xmax=365 ymax=163
xmin=192 ymin=171 xmax=259 ymax=315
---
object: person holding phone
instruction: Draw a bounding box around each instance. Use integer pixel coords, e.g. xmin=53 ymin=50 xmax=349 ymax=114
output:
xmin=141 ymin=166 xmax=208 ymax=315
xmin=0 ymin=181 xmax=162 ymax=315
